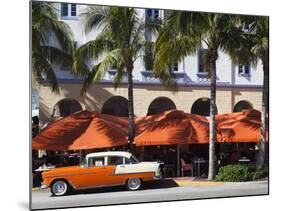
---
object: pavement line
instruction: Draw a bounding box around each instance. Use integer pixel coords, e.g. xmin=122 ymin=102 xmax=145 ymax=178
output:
xmin=174 ymin=180 xmax=224 ymax=186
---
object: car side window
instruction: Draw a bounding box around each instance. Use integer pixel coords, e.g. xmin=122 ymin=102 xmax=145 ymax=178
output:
xmin=130 ymin=156 xmax=139 ymax=164
xmin=88 ymin=157 xmax=105 ymax=167
xmin=108 ymin=156 xmax=124 ymax=165
xmin=124 ymin=158 xmax=131 ymax=164
xmin=124 ymin=157 xmax=138 ymax=164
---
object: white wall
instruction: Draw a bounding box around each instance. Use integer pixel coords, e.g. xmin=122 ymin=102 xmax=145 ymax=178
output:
xmin=51 ymin=3 xmax=264 ymax=86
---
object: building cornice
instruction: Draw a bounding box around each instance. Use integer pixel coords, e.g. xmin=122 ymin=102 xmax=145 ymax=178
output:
xmin=40 ymin=79 xmax=263 ymax=90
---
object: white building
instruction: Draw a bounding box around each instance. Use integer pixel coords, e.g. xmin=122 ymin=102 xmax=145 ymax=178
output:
xmin=37 ymin=2 xmax=264 ymax=123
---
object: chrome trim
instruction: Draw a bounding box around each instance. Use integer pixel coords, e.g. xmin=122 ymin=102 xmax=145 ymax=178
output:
xmin=40 ymin=184 xmax=48 ymax=190
xmin=76 ymin=183 xmax=125 ymax=190
xmin=108 ymin=171 xmax=155 ymax=176
xmin=153 ymin=174 xmax=162 ymax=180
xmin=44 ymin=172 xmax=96 ymax=178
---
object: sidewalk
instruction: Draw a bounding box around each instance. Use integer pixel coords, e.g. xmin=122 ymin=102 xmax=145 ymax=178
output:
xmin=168 ymin=176 xmax=268 ymax=187
xmin=167 ymin=177 xmax=224 ymax=187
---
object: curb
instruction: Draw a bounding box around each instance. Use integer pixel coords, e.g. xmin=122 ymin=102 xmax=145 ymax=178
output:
xmin=174 ymin=180 xmax=224 ymax=187
xmin=32 ymin=187 xmax=50 ymax=192
xmin=224 ymin=180 xmax=268 ymax=186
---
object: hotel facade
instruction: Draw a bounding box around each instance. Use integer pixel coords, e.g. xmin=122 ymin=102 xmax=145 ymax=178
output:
xmin=37 ymin=3 xmax=264 ymax=124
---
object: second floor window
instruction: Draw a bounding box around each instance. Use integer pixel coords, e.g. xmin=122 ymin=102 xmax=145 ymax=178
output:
xmin=163 ymin=10 xmax=172 ymax=21
xmin=61 ymin=3 xmax=77 ymax=18
xmin=71 ymin=4 xmax=76 ymax=16
xmin=146 ymin=9 xmax=159 ymax=20
xmin=198 ymin=49 xmax=208 ymax=73
xmin=61 ymin=3 xmax=68 ymax=16
xmin=238 ymin=64 xmax=250 ymax=75
xmin=170 ymin=63 xmax=178 ymax=72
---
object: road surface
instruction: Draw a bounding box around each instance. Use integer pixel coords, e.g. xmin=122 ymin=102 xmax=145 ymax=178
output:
xmin=31 ymin=180 xmax=268 ymax=210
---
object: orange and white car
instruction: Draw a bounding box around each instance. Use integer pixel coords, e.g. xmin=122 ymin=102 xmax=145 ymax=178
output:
xmin=41 ymin=151 xmax=162 ymax=196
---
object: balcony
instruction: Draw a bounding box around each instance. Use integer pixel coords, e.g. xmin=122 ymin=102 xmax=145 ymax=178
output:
xmin=106 ymin=69 xmax=128 ymax=82
xmin=141 ymin=71 xmax=187 ymax=84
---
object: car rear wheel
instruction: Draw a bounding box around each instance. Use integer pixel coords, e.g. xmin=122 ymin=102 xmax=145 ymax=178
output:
xmin=51 ymin=180 xmax=69 ymax=196
xmin=126 ymin=178 xmax=142 ymax=191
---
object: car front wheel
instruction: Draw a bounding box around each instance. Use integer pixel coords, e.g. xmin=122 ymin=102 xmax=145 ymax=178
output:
xmin=51 ymin=180 xmax=69 ymax=196
xmin=126 ymin=178 xmax=142 ymax=191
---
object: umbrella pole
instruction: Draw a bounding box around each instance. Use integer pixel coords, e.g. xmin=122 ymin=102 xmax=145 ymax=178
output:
xmin=79 ymin=150 xmax=83 ymax=163
xmin=177 ymin=144 xmax=180 ymax=177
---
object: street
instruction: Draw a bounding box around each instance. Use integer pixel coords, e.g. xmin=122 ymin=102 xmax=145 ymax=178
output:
xmin=31 ymin=180 xmax=268 ymax=210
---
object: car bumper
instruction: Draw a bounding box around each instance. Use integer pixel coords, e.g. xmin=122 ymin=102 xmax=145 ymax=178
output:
xmin=40 ymin=184 xmax=48 ymax=190
xmin=154 ymin=173 xmax=162 ymax=180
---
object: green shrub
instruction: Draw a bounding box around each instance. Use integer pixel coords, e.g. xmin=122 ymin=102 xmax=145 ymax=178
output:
xmin=215 ymin=164 xmax=268 ymax=182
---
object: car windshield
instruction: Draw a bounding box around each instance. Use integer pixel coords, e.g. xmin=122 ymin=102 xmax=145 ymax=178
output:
xmin=130 ymin=155 xmax=139 ymax=164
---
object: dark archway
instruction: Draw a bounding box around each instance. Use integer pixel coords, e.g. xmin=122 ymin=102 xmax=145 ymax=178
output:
xmin=101 ymin=96 xmax=129 ymax=117
xmin=191 ymin=98 xmax=211 ymax=116
xmin=52 ymin=98 xmax=82 ymax=118
xmin=233 ymin=100 xmax=253 ymax=112
xmin=147 ymin=97 xmax=176 ymax=115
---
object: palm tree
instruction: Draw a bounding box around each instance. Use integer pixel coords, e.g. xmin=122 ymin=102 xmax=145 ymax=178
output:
xmin=227 ymin=16 xmax=269 ymax=168
xmin=73 ymin=6 xmax=159 ymax=151
xmin=32 ymin=2 xmax=74 ymax=92
xmin=154 ymin=11 xmax=241 ymax=180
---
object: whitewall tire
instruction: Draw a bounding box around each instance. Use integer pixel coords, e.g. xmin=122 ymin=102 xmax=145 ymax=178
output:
xmin=51 ymin=180 xmax=69 ymax=196
xmin=126 ymin=178 xmax=142 ymax=191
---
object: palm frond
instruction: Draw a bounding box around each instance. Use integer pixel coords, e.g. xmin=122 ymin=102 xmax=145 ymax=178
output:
xmin=72 ymin=52 xmax=91 ymax=78
xmin=33 ymin=52 xmax=59 ymax=93
xmin=77 ymin=6 xmax=152 ymax=93
xmin=93 ymin=49 xmax=123 ymax=81
xmin=80 ymin=70 xmax=96 ymax=95
xmin=32 ymin=2 xmax=74 ymax=91
xmin=81 ymin=6 xmax=110 ymax=34
xmin=40 ymin=46 xmax=73 ymax=65
xmin=113 ymin=63 xmax=125 ymax=89
xmin=75 ymin=36 xmax=114 ymax=62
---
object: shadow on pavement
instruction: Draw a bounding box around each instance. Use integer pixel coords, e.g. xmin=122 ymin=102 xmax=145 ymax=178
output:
xmin=65 ymin=179 xmax=179 ymax=196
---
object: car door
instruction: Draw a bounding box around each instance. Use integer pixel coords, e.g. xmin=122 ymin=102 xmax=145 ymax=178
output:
xmin=74 ymin=156 xmax=107 ymax=189
xmin=105 ymin=156 xmax=127 ymax=185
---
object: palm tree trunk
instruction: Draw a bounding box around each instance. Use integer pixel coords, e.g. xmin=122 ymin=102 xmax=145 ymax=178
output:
xmin=127 ymin=68 xmax=136 ymax=152
xmin=208 ymin=56 xmax=217 ymax=180
xmin=257 ymin=58 xmax=269 ymax=168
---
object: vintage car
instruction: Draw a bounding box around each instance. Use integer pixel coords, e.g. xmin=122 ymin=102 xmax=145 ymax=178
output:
xmin=41 ymin=151 xmax=162 ymax=196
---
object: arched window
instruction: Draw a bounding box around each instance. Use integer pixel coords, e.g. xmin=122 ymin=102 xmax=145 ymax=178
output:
xmin=101 ymin=96 xmax=128 ymax=117
xmin=191 ymin=98 xmax=211 ymax=116
xmin=52 ymin=99 xmax=82 ymax=117
xmin=147 ymin=97 xmax=176 ymax=115
xmin=233 ymin=100 xmax=253 ymax=112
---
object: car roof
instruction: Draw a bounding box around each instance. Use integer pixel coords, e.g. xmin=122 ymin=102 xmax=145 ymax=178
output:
xmin=86 ymin=151 xmax=132 ymax=159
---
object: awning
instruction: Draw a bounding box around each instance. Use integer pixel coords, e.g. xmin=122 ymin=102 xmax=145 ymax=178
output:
xmin=134 ymin=110 xmax=211 ymax=146
xmin=216 ymin=109 xmax=268 ymax=143
xmin=32 ymin=110 xmax=128 ymax=150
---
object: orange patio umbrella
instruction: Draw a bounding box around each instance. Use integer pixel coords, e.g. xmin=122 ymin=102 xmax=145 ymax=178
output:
xmin=70 ymin=112 xmax=128 ymax=150
xmin=100 ymin=113 xmax=129 ymax=133
xmin=134 ymin=110 xmax=211 ymax=146
xmin=32 ymin=110 xmax=128 ymax=150
xmin=216 ymin=109 xmax=268 ymax=143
